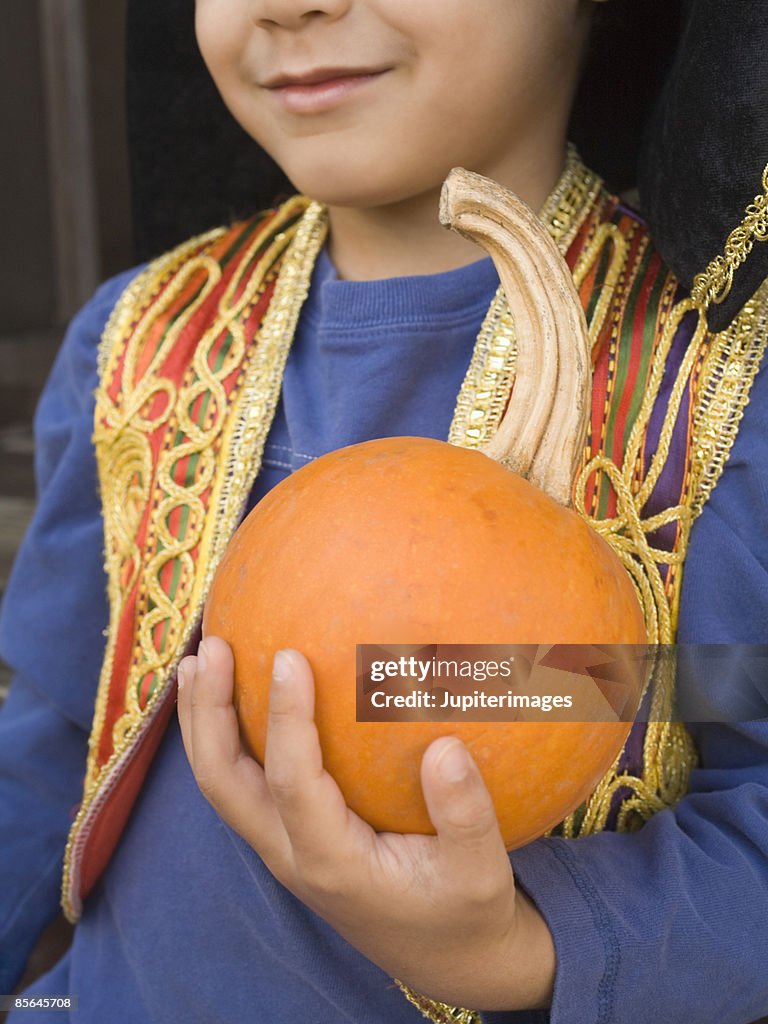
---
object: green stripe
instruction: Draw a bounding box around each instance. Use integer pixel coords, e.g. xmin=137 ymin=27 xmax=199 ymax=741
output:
xmin=622 ymin=260 xmax=666 ymax=449
xmin=585 ymin=243 xmax=613 ymax=326
xmin=219 ymin=208 xmax=304 ymax=270
xmin=157 ymin=556 xmax=184 ymax=654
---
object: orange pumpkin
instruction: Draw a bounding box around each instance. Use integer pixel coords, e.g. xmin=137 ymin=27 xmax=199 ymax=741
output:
xmin=203 ymin=169 xmax=648 ymax=849
xmin=203 ymin=435 xmax=647 ymax=848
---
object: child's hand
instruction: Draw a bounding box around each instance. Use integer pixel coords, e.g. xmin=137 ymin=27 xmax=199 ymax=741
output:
xmin=176 ymin=637 xmax=555 ymax=1011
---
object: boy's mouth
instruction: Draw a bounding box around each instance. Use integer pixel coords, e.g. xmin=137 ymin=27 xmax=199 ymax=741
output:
xmin=262 ymin=66 xmax=390 ymax=114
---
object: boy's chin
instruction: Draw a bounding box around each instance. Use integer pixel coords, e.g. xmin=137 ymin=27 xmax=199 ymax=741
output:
xmin=287 ymin=169 xmax=442 ymax=211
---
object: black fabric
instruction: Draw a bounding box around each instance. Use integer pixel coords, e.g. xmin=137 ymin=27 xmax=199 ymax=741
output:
xmin=126 ymin=0 xmax=291 ymax=262
xmin=637 ymin=0 xmax=768 ymax=331
xmin=125 ymin=0 xmax=767 ymax=329
xmin=570 ymin=0 xmax=683 ymax=194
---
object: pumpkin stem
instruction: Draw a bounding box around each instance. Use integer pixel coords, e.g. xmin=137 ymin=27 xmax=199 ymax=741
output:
xmin=439 ymin=168 xmax=591 ymax=506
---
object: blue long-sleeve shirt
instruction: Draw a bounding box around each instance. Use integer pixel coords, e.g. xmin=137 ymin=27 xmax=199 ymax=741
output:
xmin=1 ymin=249 xmax=767 ymax=1023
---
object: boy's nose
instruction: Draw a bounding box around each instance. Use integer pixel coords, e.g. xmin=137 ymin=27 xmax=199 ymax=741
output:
xmin=254 ymin=0 xmax=351 ymax=31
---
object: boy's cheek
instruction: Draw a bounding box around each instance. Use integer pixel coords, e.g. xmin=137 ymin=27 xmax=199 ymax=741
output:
xmin=195 ymin=0 xmax=252 ymax=74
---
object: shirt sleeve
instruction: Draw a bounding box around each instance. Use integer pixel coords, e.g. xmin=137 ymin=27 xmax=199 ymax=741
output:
xmin=508 ymin=357 xmax=768 ymax=1024
xmin=0 ymin=267 xmax=142 ymax=992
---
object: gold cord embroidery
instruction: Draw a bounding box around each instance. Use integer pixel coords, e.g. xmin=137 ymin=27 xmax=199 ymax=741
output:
xmin=571 ymin=222 xmax=629 ymax=348
xmin=690 ymin=279 xmax=768 ymax=516
xmin=396 ymin=983 xmax=483 ymax=1024
xmin=691 ymin=162 xmax=768 ymax=308
xmin=401 ymin=150 xmax=609 ymax=1024
xmin=561 ymin=279 xmax=768 ymax=843
xmin=64 ymin=201 xmax=321 ymax=918
xmin=86 ymin=228 xmax=229 ymax=792
xmin=93 ymin=200 xmax=323 ymax=781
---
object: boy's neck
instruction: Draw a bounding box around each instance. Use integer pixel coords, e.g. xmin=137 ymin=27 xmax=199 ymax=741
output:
xmin=325 ymin=144 xmax=568 ymax=282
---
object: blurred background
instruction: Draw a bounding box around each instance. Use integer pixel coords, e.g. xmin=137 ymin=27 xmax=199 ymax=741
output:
xmin=0 ymin=0 xmax=131 ymax=697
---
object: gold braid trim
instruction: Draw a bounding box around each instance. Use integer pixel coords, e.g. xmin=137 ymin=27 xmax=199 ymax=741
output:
xmin=91 ymin=200 xmax=327 ymax=779
xmin=446 ymin=289 xmax=517 ymax=449
xmin=562 ymin=178 xmax=768 ymax=838
xmin=576 ymin=271 xmax=768 ymax=837
xmin=396 ymin=983 xmax=483 ymax=1024
xmin=539 ymin=143 xmax=604 ymax=254
xmin=690 ymin=278 xmax=768 ymax=517
xmin=573 ymin=297 xmax=709 ymax=648
xmin=691 ymin=162 xmax=768 ymax=308
xmin=86 ymin=225 xmax=229 ymax=792
xmin=63 ymin=200 xmax=328 ymax=919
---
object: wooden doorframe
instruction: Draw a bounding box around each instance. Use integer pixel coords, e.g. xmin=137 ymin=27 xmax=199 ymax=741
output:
xmin=38 ymin=0 xmax=101 ymax=323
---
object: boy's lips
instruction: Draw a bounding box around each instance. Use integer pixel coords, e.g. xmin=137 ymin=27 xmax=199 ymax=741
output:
xmin=262 ymin=66 xmax=391 ymax=114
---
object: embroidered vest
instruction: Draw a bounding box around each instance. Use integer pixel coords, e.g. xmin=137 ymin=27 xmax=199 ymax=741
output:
xmin=61 ymin=158 xmax=768 ymax=1022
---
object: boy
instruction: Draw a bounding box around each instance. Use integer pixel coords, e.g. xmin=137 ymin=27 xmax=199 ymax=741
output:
xmin=2 ymin=1 xmax=768 ymax=1021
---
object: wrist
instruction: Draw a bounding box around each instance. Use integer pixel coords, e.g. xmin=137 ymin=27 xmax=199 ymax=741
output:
xmin=459 ymin=887 xmax=554 ymax=1011
xmin=394 ymin=886 xmax=555 ymax=1012
xmin=509 ymin=888 xmax=556 ymax=1010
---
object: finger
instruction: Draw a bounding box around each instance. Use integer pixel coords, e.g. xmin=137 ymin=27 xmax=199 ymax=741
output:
xmin=420 ymin=737 xmax=512 ymax=894
xmin=176 ymin=654 xmax=198 ymax=766
xmin=189 ymin=635 xmax=289 ymax=862
xmin=265 ymin=649 xmax=365 ymax=866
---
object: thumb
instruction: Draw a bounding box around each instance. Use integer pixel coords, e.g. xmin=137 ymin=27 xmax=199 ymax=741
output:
xmin=421 ymin=737 xmax=509 ymax=874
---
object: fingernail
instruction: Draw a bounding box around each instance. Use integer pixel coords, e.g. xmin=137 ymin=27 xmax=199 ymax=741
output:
xmin=198 ymin=641 xmax=209 ymax=672
xmin=177 ymin=656 xmax=197 ymax=691
xmin=436 ymin=741 xmax=471 ymax=784
xmin=272 ymin=650 xmax=292 ymax=683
